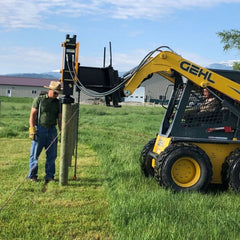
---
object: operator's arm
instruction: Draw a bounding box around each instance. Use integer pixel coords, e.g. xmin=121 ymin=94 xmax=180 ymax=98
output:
xmin=29 ymin=108 xmax=38 ymax=127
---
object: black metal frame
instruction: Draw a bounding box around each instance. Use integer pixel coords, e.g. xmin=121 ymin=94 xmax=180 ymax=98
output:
xmin=76 ymin=65 xmax=123 ymax=107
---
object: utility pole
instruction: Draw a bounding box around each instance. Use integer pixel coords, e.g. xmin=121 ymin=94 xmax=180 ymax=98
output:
xmin=59 ymin=34 xmax=79 ymax=186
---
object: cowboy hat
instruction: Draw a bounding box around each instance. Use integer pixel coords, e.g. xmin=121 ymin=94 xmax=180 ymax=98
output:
xmin=44 ymin=81 xmax=63 ymax=94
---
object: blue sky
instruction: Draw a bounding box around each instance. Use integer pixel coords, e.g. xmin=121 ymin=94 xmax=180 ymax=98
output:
xmin=0 ymin=0 xmax=240 ymax=74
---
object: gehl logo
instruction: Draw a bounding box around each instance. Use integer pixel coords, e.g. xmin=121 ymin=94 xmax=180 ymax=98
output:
xmin=180 ymin=61 xmax=215 ymax=83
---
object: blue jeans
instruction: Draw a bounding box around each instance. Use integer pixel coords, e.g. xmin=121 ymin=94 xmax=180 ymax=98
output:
xmin=28 ymin=126 xmax=58 ymax=181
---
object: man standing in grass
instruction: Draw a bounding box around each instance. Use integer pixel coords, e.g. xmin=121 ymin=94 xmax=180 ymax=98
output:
xmin=28 ymin=81 xmax=62 ymax=183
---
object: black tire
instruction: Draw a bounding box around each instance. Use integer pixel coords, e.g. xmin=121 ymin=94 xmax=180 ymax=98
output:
xmin=139 ymin=138 xmax=156 ymax=177
xmin=222 ymin=148 xmax=240 ymax=192
xmin=155 ymin=143 xmax=212 ymax=192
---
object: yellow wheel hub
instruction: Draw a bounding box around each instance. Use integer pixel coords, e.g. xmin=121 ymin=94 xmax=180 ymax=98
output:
xmin=171 ymin=157 xmax=201 ymax=187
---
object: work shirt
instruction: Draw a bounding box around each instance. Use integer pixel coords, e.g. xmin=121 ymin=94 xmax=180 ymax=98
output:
xmin=199 ymin=97 xmax=221 ymax=113
xmin=32 ymin=94 xmax=61 ymax=128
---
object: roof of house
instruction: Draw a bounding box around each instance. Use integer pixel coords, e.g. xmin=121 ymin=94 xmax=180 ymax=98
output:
xmin=0 ymin=76 xmax=57 ymax=87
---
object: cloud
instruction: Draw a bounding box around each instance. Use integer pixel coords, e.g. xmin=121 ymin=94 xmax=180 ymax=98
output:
xmin=1 ymin=0 xmax=240 ymax=29
xmin=102 ymin=0 xmax=240 ymax=19
xmin=0 ymin=46 xmax=61 ymax=74
xmin=0 ymin=1 xmax=43 ymax=28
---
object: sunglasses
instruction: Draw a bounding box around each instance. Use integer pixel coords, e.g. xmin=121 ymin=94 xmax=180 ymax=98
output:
xmin=53 ymin=91 xmax=59 ymax=95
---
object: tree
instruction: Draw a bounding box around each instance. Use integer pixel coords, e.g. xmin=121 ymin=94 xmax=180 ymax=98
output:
xmin=233 ymin=62 xmax=240 ymax=71
xmin=217 ymin=29 xmax=240 ymax=51
xmin=217 ymin=29 xmax=240 ymax=70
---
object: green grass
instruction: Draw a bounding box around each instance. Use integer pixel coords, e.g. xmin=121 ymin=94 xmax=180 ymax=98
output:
xmin=1 ymin=97 xmax=240 ymax=240
xmin=0 ymin=97 xmax=31 ymax=138
xmin=0 ymin=139 xmax=111 ymax=240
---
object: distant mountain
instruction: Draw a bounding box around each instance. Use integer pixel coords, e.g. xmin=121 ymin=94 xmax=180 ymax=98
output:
xmin=44 ymin=71 xmax=61 ymax=79
xmin=207 ymin=63 xmax=233 ymax=70
xmin=4 ymin=71 xmax=61 ymax=79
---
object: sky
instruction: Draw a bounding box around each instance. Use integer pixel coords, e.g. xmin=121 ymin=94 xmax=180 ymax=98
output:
xmin=0 ymin=0 xmax=240 ymax=74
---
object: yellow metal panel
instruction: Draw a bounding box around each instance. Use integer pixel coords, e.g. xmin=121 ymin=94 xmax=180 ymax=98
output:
xmin=74 ymin=42 xmax=79 ymax=82
xmin=194 ymin=142 xmax=240 ymax=184
xmin=153 ymin=134 xmax=171 ymax=154
xmin=152 ymin=135 xmax=171 ymax=167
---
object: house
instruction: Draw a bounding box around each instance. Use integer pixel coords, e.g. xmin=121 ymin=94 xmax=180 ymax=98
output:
xmin=140 ymin=73 xmax=171 ymax=103
xmin=0 ymin=76 xmax=54 ymax=98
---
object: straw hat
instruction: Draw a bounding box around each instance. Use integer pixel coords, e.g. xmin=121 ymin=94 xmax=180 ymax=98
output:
xmin=44 ymin=81 xmax=63 ymax=94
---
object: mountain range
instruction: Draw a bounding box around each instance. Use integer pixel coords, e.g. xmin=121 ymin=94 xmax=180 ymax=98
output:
xmin=3 ymin=71 xmax=61 ymax=79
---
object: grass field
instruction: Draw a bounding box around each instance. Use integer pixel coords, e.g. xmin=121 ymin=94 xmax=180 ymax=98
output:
xmin=0 ymin=96 xmax=240 ymax=240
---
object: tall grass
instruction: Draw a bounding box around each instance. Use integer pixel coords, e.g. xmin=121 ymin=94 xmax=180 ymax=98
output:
xmin=1 ymin=97 xmax=240 ymax=239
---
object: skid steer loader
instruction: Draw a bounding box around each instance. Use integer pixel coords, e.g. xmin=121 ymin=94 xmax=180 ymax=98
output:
xmin=134 ymin=54 xmax=240 ymax=192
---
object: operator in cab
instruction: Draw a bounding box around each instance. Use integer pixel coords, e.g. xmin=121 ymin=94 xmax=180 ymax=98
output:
xmin=199 ymin=89 xmax=221 ymax=112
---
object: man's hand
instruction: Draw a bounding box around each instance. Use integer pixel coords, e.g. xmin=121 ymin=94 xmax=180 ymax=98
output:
xmin=29 ymin=126 xmax=36 ymax=140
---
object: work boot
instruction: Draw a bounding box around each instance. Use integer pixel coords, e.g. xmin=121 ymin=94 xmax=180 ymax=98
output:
xmin=45 ymin=178 xmax=55 ymax=184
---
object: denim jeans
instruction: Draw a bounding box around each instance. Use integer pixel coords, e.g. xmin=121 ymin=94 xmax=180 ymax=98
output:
xmin=28 ymin=126 xmax=58 ymax=181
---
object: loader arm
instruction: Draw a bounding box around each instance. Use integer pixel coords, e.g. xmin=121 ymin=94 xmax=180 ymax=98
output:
xmin=123 ymin=51 xmax=240 ymax=102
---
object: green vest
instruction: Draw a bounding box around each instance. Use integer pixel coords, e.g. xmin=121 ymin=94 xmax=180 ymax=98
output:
xmin=32 ymin=94 xmax=61 ymax=128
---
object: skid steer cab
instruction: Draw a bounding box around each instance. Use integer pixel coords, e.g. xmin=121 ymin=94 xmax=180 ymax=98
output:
xmin=140 ymin=69 xmax=240 ymax=192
